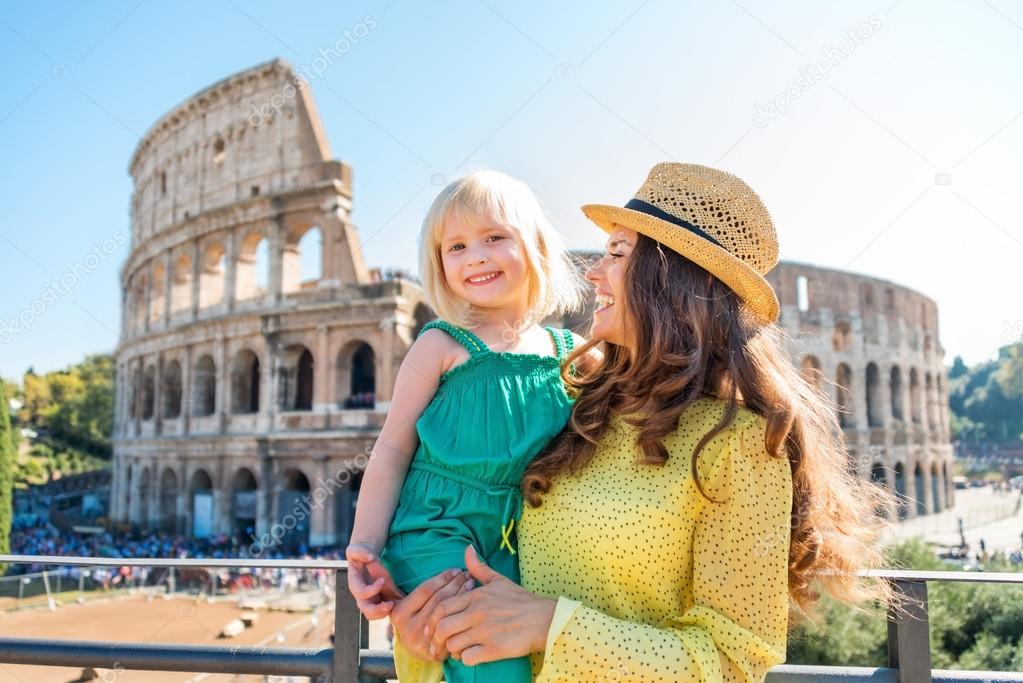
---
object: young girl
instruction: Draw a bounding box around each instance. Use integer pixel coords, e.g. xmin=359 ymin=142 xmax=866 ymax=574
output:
xmin=345 ymin=170 xmax=587 ymax=683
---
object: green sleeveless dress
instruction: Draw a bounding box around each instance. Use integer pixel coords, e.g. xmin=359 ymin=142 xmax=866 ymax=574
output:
xmin=381 ymin=319 xmax=574 ymax=683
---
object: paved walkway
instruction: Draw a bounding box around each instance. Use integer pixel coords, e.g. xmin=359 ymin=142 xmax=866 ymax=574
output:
xmin=883 ymin=484 xmax=1023 ymax=556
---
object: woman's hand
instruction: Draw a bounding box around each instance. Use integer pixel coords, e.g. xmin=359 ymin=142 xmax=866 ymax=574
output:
xmin=429 ymin=545 xmax=557 ymax=666
xmin=345 ymin=543 xmax=404 ymax=620
xmin=390 ymin=568 xmax=475 ymax=662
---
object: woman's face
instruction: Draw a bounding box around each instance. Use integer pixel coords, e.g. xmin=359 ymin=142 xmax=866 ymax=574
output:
xmin=586 ymin=225 xmax=636 ymax=347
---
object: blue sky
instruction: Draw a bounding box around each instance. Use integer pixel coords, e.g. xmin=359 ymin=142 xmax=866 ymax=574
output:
xmin=1 ymin=0 xmax=1022 ymax=378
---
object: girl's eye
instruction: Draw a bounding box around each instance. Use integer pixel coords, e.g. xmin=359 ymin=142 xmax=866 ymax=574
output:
xmin=486 ymin=235 xmax=504 ymax=242
xmin=449 ymin=244 xmax=464 ymax=252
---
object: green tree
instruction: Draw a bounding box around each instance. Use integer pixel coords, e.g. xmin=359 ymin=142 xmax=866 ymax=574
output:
xmin=0 ymin=381 xmax=14 ymax=571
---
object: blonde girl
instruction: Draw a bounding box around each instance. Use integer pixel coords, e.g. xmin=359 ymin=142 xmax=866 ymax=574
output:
xmin=346 ymin=170 xmax=587 ymax=683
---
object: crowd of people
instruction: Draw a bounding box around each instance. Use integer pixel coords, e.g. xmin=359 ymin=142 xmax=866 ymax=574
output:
xmin=6 ymin=516 xmax=342 ymax=578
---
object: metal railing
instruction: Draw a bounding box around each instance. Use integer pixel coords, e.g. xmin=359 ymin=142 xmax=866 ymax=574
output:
xmin=1 ymin=555 xmax=1022 ymax=682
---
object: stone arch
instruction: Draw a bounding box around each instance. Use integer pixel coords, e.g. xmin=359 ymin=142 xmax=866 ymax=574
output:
xmin=193 ymin=355 xmax=216 ymax=416
xmin=159 ymin=467 xmax=178 ymax=532
xmin=137 ymin=466 xmax=152 ymax=526
xmin=230 ymin=467 xmax=259 ymax=542
xmin=832 ymin=320 xmax=852 ymax=352
xmin=277 ymin=468 xmax=312 ymax=552
xmin=913 ymin=461 xmax=928 ymax=516
xmin=800 ymin=355 xmax=823 ymax=392
xmin=865 ymin=362 xmax=882 ymax=428
xmin=336 ymin=469 xmax=364 ymax=548
xmin=149 ymin=262 xmax=165 ymax=324
xmin=943 ymin=460 xmax=952 ymax=508
xmin=188 ymin=468 xmax=215 ymax=538
xmin=131 ymin=272 xmax=147 ymax=334
xmin=130 ymin=366 xmax=141 ymax=420
xmin=199 ymin=241 xmax=227 ymax=309
xmin=861 ymin=282 xmax=875 ymax=310
xmin=282 ymin=224 xmax=323 ymax=294
xmin=894 ymin=462 xmax=908 ymax=520
xmin=161 ymin=359 xmax=182 ymax=419
xmin=236 ymin=231 xmax=270 ymax=300
xmin=279 ymin=344 xmax=314 ymax=411
xmin=142 ymin=365 xmax=156 ymax=421
xmin=870 ymin=462 xmax=889 ymax=519
xmin=835 ymin=363 xmax=855 ymax=429
xmin=889 ymin=366 xmax=904 ymax=421
xmin=931 ymin=461 xmax=943 ymax=512
xmin=413 ymin=303 xmax=433 ymax=338
xmin=231 ymin=349 xmax=261 ymax=414
xmin=170 ymin=252 xmax=192 ymax=314
xmin=337 ymin=341 xmax=376 ymax=408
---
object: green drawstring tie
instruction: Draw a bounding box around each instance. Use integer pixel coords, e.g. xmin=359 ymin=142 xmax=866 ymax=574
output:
xmin=500 ymin=519 xmax=517 ymax=554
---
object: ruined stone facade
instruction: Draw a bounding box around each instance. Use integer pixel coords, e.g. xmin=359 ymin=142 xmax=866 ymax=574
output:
xmin=111 ymin=60 xmax=432 ymax=551
xmin=767 ymin=262 xmax=955 ymax=519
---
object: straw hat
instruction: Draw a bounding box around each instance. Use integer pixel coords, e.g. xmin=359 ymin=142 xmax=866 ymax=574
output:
xmin=581 ymin=162 xmax=780 ymax=324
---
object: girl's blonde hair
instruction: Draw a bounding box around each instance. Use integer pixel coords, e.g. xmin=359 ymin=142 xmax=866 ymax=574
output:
xmin=418 ymin=170 xmax=585 ymax=328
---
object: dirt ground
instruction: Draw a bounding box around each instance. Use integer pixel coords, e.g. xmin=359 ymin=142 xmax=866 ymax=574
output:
xmin=0 ymin=591 xmax=390 ymax=683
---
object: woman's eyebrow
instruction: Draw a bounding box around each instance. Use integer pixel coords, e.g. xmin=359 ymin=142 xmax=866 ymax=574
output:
xmin=607 ymin=238 xmax=631 ymax=250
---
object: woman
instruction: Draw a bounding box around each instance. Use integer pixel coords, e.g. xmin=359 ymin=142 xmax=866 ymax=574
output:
xmin=379 ymin=162 xmax=895 ymax=682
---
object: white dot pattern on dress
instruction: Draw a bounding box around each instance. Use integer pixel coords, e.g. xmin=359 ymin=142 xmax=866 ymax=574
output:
xmin=518 ymin=397 xmax=793 ymax=683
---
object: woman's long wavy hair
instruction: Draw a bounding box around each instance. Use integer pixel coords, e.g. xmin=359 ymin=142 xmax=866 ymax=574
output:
xmin=522 ymin=234 xmax=897 ymax=624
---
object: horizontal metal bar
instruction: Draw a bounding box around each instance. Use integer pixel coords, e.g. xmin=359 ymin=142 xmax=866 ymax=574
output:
xmin=0 ymin=554 xmax=347 ymax=570
xmin=5 ymin=557 xmax=1021 ymax=583
xmin=864 ymin=568 xmax=1023 ymax=584
xmin=0 ymin=638 xmax=333 ymax=677
xmin=766 ymin=665 xmax=897 ymax=682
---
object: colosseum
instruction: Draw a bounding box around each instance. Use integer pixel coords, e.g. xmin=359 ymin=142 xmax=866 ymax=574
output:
xmin=110 ymin=59 xmax=433 ymax=553
xmin=766 ymin=263 xmax=955 ymax=519
xmin=111 ymin=59 xmax=953 ymax=552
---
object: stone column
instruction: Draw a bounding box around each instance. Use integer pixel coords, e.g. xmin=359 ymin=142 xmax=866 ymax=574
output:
xmin=269 ymin=216 xmax=284 ymax=304
xmin=315 ymin=325 xmax=330 ymax=413
xmin=162 ymin=252 xmax=172 ymax=328
xmin=216 ymin=338 xmax=228 ymax=433
xmin=154 ymin=355 xmax=164 ymax=436
xmin=190 ymin=239 xmax=201 ymax=320
xmin=225 ymin=229 xmax=238 ymax=313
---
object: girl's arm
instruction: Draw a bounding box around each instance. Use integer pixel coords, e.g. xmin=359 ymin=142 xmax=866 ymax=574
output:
xmin=349 ymin=328 xmax=450 ymax=552
xmin=346 ymin=329 xmax=451 ymax=617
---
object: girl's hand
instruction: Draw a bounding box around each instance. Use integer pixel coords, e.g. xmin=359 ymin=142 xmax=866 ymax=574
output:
xmin=429 ymin=546 xmax=556 ymax=665
xmin=390 ymin=568 xmax=475 ymax=662
xmin=346 ymin=542 xmax=405 ymax=620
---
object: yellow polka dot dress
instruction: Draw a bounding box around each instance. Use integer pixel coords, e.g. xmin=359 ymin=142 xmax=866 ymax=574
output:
xmin=518 ymin=397 xmax=793 ymax=682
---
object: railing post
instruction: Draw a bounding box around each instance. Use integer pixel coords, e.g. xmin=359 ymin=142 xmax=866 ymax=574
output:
xmin=886 ymin=578 xmax=931 ymax=683
xmin=333 ymin=567 xmax=359 ymax=682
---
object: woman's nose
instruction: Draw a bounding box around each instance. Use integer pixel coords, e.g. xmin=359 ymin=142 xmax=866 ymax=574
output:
xmin=585 ymin=261 xmax=601 ymax=282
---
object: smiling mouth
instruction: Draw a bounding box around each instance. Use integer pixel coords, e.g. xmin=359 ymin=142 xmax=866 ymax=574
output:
xmin=594 ymin=293 xmax=615 ymax=314
xmin=466 ymin=271 xmax=502 ymax=286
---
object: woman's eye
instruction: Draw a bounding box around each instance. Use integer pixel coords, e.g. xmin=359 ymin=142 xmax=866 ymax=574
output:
xmin=607 ymin=252 xmax=624 ymax=261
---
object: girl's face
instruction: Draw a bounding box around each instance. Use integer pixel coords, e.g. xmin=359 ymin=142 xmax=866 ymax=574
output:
xmin=439 ymin=213 xmax=530 ymax=315
xmin=586 ymin=225 xmax=636 ymax=348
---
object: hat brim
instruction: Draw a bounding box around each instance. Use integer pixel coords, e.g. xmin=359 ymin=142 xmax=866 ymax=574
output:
xmin=580 ymin=203 xmax=780 ymax=324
